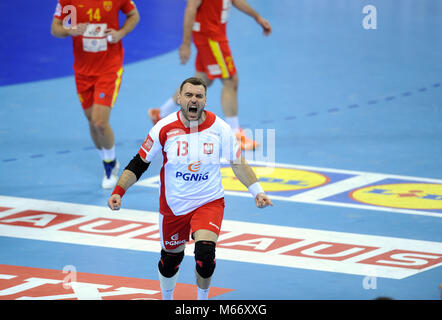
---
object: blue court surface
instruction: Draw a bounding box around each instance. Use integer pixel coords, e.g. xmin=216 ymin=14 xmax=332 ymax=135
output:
xmin=0 ymin=0 xmax=441 ymax=301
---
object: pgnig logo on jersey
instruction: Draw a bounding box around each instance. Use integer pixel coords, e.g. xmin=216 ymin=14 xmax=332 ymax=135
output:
xmin=176 ymin=171 xmax=209 ymax=181
xmin=176 ymin=161 xmax=209 ymax=181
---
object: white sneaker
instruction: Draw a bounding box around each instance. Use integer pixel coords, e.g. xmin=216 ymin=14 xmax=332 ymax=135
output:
xmin=102 ymin=160 xmax=120 ymax=189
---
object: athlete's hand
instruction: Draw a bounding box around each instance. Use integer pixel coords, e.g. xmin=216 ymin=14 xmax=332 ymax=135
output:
xmin=108 ymin=194 xmax=122 ymax=211
xmin=105 ymin=28 xmax=124 ymax=43
xmin=256 ymin=16 xmax=272 ymax=36
xmin=255 ymin=193 xmax=273 ymax=209
xmin=68 ymin=23 xmax=88 ymax=37
xmin=179 ymin=43 xmax=191 ymax=64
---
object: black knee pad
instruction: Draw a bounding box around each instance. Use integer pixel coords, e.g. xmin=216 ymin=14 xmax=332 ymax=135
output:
xmin=194 ymin=241 xmax=216 ymax=279
xmin=158 ymin=249 xmax=184 ymax=278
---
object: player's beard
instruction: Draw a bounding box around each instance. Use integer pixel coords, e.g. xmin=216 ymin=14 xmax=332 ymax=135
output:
xmin=182 ymin=102 xmax=205 ymax=123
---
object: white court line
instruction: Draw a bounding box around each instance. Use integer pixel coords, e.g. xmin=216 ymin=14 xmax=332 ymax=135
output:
xmin=289 ymin=173 xmax=386 ymax=201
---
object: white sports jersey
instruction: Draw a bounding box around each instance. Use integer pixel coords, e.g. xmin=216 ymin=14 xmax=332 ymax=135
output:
xmin=138 ymin=111 xmax=240 ymax=216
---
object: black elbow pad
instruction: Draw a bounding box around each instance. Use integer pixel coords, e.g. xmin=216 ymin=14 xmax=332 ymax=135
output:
xmin=124 ymin=154 xmax=150 ymax=180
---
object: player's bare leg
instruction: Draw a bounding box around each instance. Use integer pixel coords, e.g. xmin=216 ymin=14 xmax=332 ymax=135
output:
xmin=84 ymin=107 xmax=100 ymax=149
xmin=84 ymin=104 xmax=119 ymax=188
xmin=193 ymin=229 xmax=218 ymax=300
xmin=221 ymin=74 xmax=259 ymax=150
xmin=220 ymin=74 xmax=239 ymax=119
xmin=90 ymin=104 xmax=114 ymax=149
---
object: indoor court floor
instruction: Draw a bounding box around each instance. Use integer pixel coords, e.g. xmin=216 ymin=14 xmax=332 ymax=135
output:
xmin=0 ymin=0 xmax=441 ymax=300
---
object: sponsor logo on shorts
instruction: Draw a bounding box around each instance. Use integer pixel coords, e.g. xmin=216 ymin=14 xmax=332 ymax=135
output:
xmin=207 ymin=64 xmax=222 ymax=76
xmin=165 ymin=233 xmax=186 ymax=247
xmin=209 ymin=221 xmax=220 ymax=230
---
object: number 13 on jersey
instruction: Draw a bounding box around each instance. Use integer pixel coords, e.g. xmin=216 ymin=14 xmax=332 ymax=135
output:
xmin=177 ymin=141 xmax=189 ymax=156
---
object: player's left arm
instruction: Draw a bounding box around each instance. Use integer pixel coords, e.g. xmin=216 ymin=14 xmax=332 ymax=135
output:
xmin=106 ymin=3 xmax=140 ymax=44
xmin=230 ymin=156 xmax=274 ymax=208
xmin=231 ymin=0 xmax=272 ymax=35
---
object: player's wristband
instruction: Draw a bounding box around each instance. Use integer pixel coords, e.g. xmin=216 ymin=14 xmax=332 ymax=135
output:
xmin=248 ymin=182 xmax=264 ymax=198
xmin=112 ymin=185 xmax=125 ymax=198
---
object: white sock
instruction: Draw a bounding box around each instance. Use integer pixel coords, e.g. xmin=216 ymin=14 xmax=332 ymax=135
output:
xmin=102 ymin=146 xmax=115 ymax=162
xmin=161 ymin=288 xmax=175 ymax=300
xmin=225 ymin=116 xmax=240 ymax=132
xmin=160 ymin=97 xmax=179 ymax=118
xmin=97 ymin=148 xmax=105 ymax=161
xmin=158 ymin=270 xmax=179 ymax=300
xmin=197 ymin=287 xmax=210 ymax=300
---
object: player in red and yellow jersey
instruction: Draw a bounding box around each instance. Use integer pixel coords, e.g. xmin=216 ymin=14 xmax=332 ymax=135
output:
xmin=148 ymin=0 xmax=272 ymax=151
xmin=51 ymin=0 xmax=139 ymax=189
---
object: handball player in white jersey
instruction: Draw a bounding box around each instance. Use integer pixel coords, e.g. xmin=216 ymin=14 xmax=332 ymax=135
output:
xmin=108 ymin=77 xmax=273 ymax=300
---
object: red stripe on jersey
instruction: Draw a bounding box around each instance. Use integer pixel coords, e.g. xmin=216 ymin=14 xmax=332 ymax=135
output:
xmin=138 ymin=148 xmax=147 ymax=159
xmin=179 ymin=111 xmax=216 ymax=133
xmin=158 ymin=111 xmax=216 ymax=146
xmin=159 ymin=119 xmax=183 ymax=146
xmin=159 ymin=149 xmax=174 ymax=216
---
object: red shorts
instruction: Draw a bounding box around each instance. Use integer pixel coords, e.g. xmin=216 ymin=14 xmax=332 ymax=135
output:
xmin=195 ymin=39 xmax=237 ymax=80
xmin=74 ymin=67 xmax=123 ymax=110
xmin=159 ymin=197 xmax=225 ymax=250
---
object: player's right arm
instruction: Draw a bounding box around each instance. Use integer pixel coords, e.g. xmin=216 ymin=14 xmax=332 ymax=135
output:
xmin=108 ymin=126 xmax=163 ymax=211
xmin=107 ymin=157 xmax=149 ymax=210
xmin=179 ymin=0 xmax=202 ymax=64
xmin=50 ymin=1 xmax=88 ymax=38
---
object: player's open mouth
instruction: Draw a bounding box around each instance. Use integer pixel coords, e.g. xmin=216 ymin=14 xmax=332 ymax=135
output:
xmin=188 ymin=105 xmax=198 ymax=117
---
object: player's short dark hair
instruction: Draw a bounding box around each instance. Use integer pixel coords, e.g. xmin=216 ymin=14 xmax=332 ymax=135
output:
xmin=179 ymin=77 xmax=207 ymax=94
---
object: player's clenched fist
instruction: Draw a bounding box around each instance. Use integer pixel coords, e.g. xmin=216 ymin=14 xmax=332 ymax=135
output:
xmin=255 ymin=193 xmax=273 ymax=209
xmin=108 ymin=194 xmax=122 ymax=211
